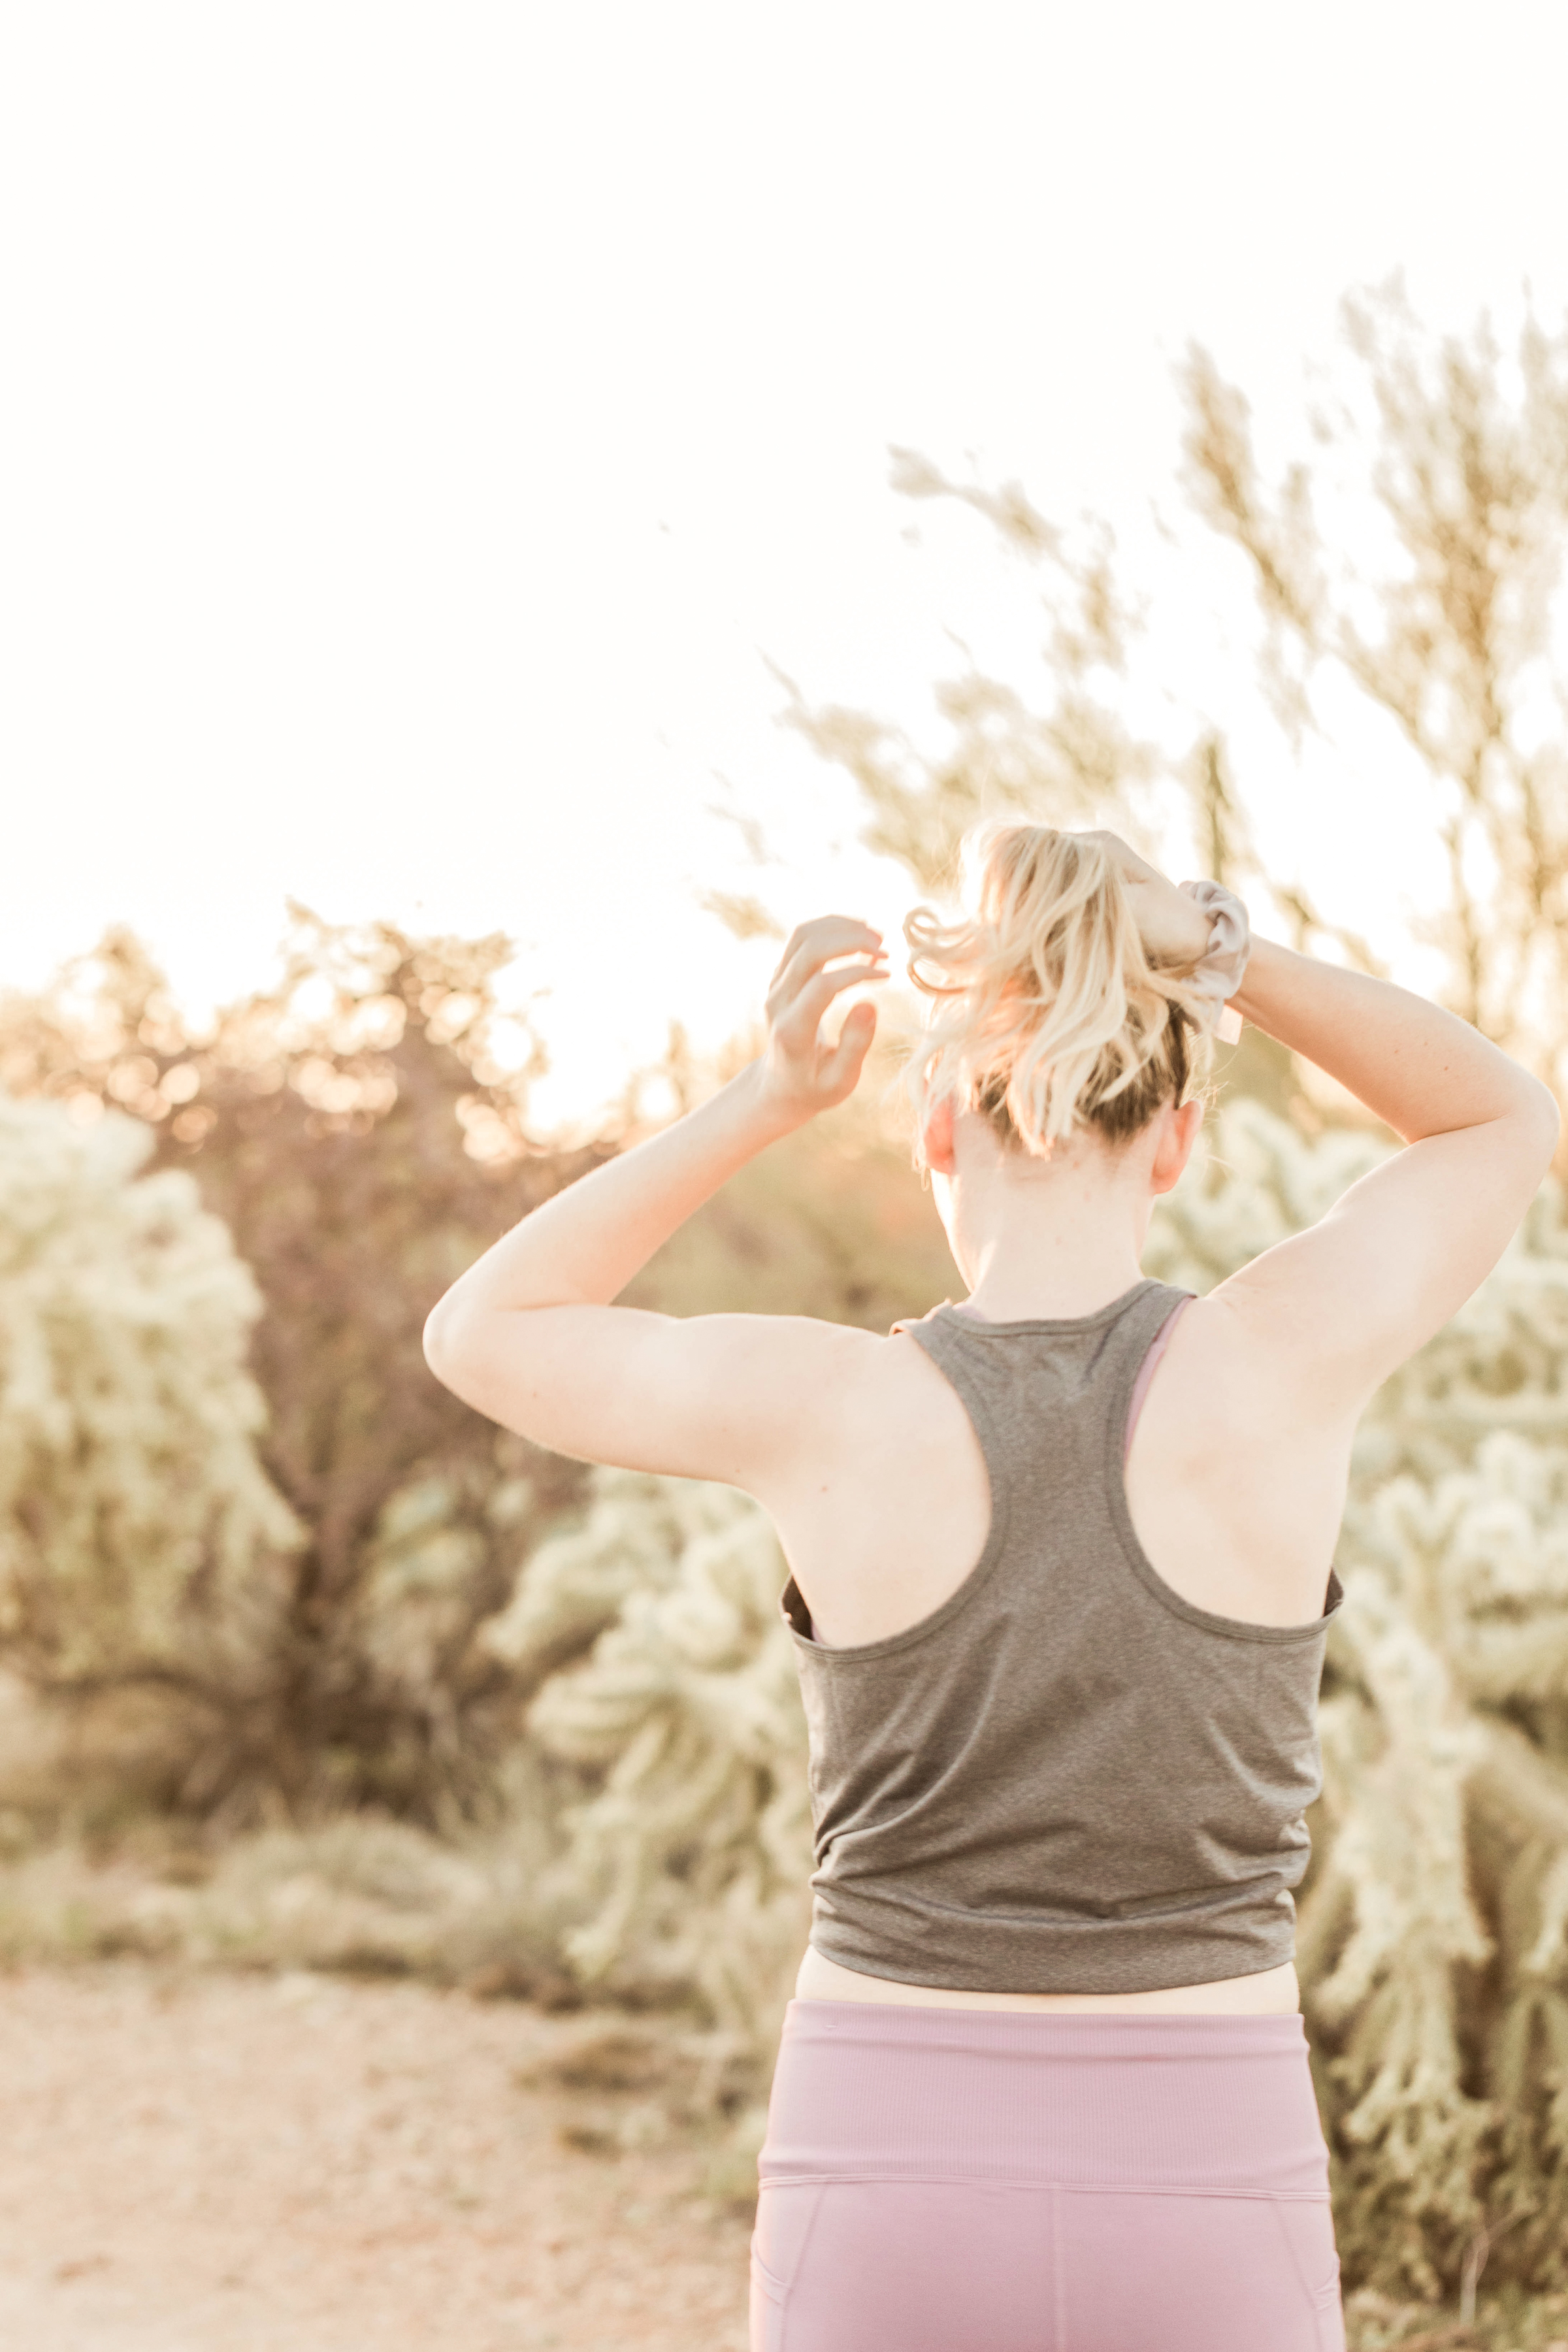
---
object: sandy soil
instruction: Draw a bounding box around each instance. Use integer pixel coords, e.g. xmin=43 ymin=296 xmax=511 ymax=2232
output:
xmin=0 ymin=1964 xmax=752 ymax=2352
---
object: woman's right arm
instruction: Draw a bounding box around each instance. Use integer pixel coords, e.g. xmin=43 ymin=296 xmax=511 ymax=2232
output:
xmin=1217 ymin=939 xmax=1560 ymax=1416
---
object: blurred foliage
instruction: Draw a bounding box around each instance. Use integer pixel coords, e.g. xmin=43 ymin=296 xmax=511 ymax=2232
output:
xmin=0 ymin=913 xmax=605 ymax=1818
xmin=776 ymin=460 xmax=1159 ymax=896
xmin=783 ymin=286 xmax=1568 ymax=1078
xmin=485 ymin=1473 xmax=809 ymax=2058
xmin=621 ymin=1071 xmax=956 ymax=1331
xmin=0 ymin=1774 xmax=577 ymax=2004
xmin=1181 ymin=286 xmax=1568 ymax=1085
xmin=0 ymin=1095 xmax=298 ymax=1697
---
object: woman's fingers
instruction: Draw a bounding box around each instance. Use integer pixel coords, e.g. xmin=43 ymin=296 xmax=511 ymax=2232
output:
xmin=772 ymin=954 xmax=887 ymax=1049
xmin=825 ymin=996 xmax=879 ymax=1083
xmin=768 ymin=917 xmax=885 ymax=1004
xmin=775 ymin=913 xmax=883 ymax=962
xmin=1074 ymin=834 xmax=1211 ymax=967
xmin=760 ymin=916 xmax=889 ymax=1114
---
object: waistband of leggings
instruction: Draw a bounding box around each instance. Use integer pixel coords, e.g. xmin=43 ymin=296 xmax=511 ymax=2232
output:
xmin=781 ymin=1999 xmax=1309 ymax=2061
xmin=762 ymin=2001 xmax=1328 ymax=2195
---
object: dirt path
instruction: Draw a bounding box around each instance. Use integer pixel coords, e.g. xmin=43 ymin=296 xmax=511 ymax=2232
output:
xmin=0 ymin=1964 xmax=752 ymax=2352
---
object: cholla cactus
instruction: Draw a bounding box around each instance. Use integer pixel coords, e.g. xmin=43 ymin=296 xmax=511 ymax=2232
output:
xmin=1326 ymin=1431 xmax=1568 ymax=2289
xmin=493 ymin=1473 xmax=811 ymax=2053
xmin=478 ymin=1469 xmax=694 ymax=1682
xmin=1302 ymin=1574 xmax=1497 ymax=2293
xmin=0 ymin=1094 xmax=299 ymax=1684
xmin=1154 ymin=1102 xmax=1568 ymax=2295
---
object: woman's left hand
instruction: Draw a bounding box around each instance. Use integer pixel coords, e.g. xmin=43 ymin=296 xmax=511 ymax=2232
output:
xmin=757 ymin=915 xmax=889 ymax=1124
xmin=1078 ymin=832 xmax=1215 ymax=970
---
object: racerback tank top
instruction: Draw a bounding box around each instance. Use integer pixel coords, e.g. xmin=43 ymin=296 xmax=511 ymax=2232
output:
xmin=781 ymin=1277 xmax=1345 ymax=1995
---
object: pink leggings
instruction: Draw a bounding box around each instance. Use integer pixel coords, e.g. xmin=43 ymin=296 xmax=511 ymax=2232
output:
xmin=751 ymin=2002 xmax=1344 ymax=2352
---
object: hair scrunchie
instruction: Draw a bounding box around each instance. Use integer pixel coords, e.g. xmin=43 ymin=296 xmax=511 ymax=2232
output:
xmin=1177 ymin=879 xmax=1250 ymax=1045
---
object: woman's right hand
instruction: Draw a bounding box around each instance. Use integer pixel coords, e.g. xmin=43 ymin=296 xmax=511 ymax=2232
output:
xmin=755 ymin=913 xmax=889 ymax=1125
xmin=1078 ymin=831 xmax=1215 ymax=970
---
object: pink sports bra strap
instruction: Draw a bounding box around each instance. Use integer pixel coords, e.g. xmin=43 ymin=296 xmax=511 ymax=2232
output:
xmin=1124 ymin=1295 xmax=1193 ymax=1464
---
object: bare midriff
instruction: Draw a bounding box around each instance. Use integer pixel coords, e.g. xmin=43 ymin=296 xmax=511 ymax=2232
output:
xmin=794 ymin=1945 xmax=1301 ymax=2015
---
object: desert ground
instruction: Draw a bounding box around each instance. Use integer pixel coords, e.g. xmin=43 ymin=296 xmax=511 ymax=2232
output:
xmin=0 ymin=1964 xmax=753 ymax=2352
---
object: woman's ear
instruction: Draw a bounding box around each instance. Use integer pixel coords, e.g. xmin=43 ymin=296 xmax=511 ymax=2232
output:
xmin=922 ymin=1094 xmax=958 ymax=1176
xmin=1149 ymin=1098 xmax=1203 ymax=1197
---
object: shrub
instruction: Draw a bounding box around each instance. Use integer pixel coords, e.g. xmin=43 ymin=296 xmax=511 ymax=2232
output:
xmin=487 ymin=1471 xmax=811 ymax=2056
xmin=0 ymin=917 xmax=600 ymax=1816
xmin=0 ymin=1093 xmax=296 ymax=1764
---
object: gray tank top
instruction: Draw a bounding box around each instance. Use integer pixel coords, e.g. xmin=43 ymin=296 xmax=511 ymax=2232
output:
xmin=781 ymin=1277 xmax=1345 ymax=1994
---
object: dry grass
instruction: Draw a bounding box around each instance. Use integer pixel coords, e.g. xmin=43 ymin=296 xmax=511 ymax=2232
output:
xmin=1345 ymin=2289 xmax=1568 ymax=2351
xmin=0 ymin=1674 xmax=736 ymax=2034
xmin=0 ymin=1816 xmax=576 ymax=1994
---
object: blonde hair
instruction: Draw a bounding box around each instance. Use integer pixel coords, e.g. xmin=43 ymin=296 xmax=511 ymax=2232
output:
xmin=902 ymin=822 xmax=1213 ymax=1166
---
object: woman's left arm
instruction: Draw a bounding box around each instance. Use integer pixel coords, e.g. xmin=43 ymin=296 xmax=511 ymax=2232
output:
xmin=422 ymin=916 xmax=888 ymax=1482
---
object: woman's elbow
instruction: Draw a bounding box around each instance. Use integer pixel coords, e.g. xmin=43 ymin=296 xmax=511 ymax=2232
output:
xmin=422 ymin=1295 xmax=467 ymax=1389
xmin=1520 ymin=1077 xmax=1562 ymax=1172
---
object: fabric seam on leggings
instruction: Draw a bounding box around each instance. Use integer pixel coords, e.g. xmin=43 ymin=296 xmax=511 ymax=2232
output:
xmin=749 ymin=2247 xmax=787 ymax=2303
xmin=1051 ymin=2179 xmax=1066 ymax=2352
xmin=769 ymin=2179 xmax=825 ymax=2329
xmin=763 ymin=2171 xmax=1330 ymax=2202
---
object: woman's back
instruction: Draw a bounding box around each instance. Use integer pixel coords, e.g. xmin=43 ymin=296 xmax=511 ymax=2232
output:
xmin=761 ymin=1280 xmax=1348 ymax=1650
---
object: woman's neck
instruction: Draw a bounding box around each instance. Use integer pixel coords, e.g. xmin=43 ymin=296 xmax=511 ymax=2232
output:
xmin=940 ymin=1128 xmax=1152 ymax=1321
xmin=953 ymin=1247 xmax=1148 ymax=1324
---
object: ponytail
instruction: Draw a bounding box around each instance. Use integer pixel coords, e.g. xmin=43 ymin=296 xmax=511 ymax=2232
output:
xmin=901 ymin=823 xmax=1211 ymax=1163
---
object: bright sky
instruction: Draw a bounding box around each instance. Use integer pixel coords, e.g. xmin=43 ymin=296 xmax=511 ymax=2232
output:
xmin=3 ymin=3 xmax=1567 ymax=1132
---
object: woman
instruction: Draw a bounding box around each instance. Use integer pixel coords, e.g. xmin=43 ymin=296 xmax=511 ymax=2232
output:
xmin=423 ymin=826 xmax=1558 ymax=2352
